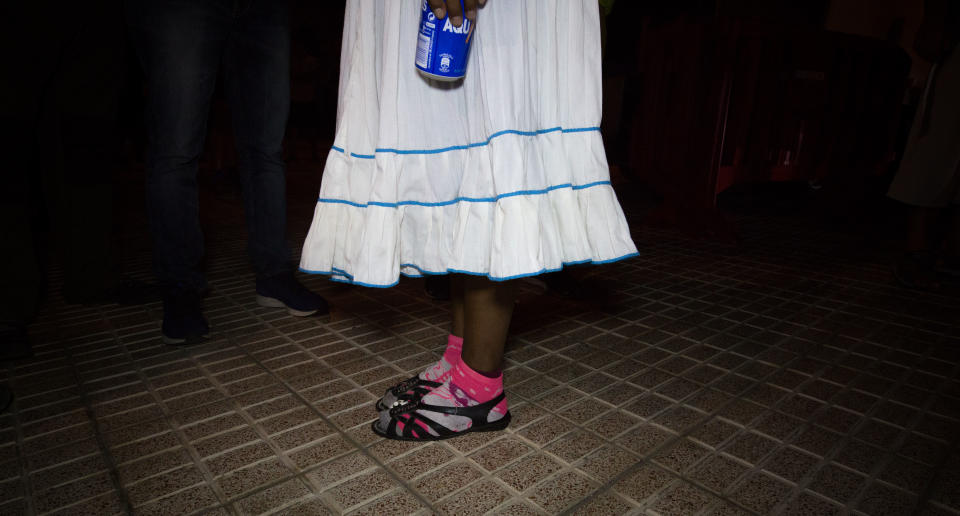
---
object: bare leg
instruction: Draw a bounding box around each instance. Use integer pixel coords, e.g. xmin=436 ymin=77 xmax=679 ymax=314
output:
xmin=374 ymin=274 xmax=517 ymax=438
xmin=451 ymin=274 xmax=465 ymax=338
xmin=376 ymin=275 xmax=465 ymax=410
xmin=460 ymin=275 xmax=517 ymax=374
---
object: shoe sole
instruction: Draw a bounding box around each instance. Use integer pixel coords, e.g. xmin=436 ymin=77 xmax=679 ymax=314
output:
xmin=371 ymin=412 xmax=511 ymax=441
xmin=256 ymin=294 xmax=318 ymax=317
xmin=162 ymin=333 xmax=209 ymax=346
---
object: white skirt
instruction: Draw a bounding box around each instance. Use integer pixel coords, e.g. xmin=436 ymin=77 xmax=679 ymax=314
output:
xmin=300 ymin=0 xmax=638 ymax=287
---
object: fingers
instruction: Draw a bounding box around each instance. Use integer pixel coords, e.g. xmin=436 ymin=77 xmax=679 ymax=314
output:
xmin=463 ymin=0 xmax=479 ymax=22
xmin=444 ymin=0 xmax=464 ymax=27
xmin=427 ymin=0 xmax=446 ymax=20
xmin=429 ymin=0 xmax=485 ymax=28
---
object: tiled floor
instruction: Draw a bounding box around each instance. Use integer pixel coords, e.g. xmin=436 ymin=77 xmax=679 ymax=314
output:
xmin=2 ymin=180 xmax=959 ymax=515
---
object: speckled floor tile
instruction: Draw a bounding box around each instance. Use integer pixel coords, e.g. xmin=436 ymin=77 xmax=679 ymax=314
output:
xmin=497 ymin=453 xmax=564 ymax=492
xmin=570 ymin=491 xmax=635 ymax=515
xmin=613 ymin=464 xmax=674 ymax=505
xmin=649 ymin=481 xmax=718 ymax=516
xmin=807 ymin=463 xmax=868 ymax=506
xmin=236 ymin=478 xmax=313 ymax=515
xmin=689 ymin=418 xmax=740 ymax=449
xmin=192 ymin=427 xmax=264 ymax=458
xmin=412 ymin=460 xmax=486 ymax=502
xmin=45 ymin=490 xmax=126 ymax=516
xmin=278 ymin=497 xmax=335 ymax=516
xmin=652 ymin=438 xmax=711 ymax=474
xmin=126 ymin=465 xmax=205 ymax=506
xmin=728 ymin=472 xmax=794 ymax=514
xmin=723 ymin=431 xmax=779 ymax=465
xmin=493 ymin=500 xmax=548 ymax=515
xmin=386 ymin=442 xmax=456 ymax=480
xmin=516 ymin=414 xmax=577 ymax=446
xmin=325 ymin=469 xmax=399 ymax=511
xmin=204 ymin=441 xmax=278 ymax=477
xmin=287 ymin=434 xmax=354 ymax=471
xmin=778 ymin=492 xmax=844 ymax=516
xmin=13 ymin=171 xmax=960 ymax=516
xmin=761 ymin=446 xmax=820 ymax=485
xmin=0 ymin=478 xmax=23 ymax=505
xmin=614 ymin=424 xmax=676 ymax=457
xmin=528 ymin=470 xmax=600 ymax=514
xmin=437 ymin=479 xmax=512 ymax=516
xmin=832 ymin=440 xmax=886 ymax=476
xmin=688 ymin=453 xmax=751 ymax=494
xmin=217 ymin=458 xmax=296 ymax=500
xmin=469 ymin=437 xmax=533 ymax=472
xmin=347 ymin=489 xmax=425 ymax=516
xmin=306 ymin=450 xmax=376 ymax=488
xmin=855 ymin=482 xmax=919 ymax=515
xmin=134 ymin=483 xmax=220 ymax=516
xmin=33 ymin=472 xmax=115 ymax=514
xmin=29 ymin=453 xmax=108 ymax=492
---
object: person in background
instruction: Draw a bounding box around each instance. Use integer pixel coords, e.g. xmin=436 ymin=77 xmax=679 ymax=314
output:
xmin=888 ymin=0 xmax=960 ymax=289
xmin=126 ymin=0 xmax=329 ymax=345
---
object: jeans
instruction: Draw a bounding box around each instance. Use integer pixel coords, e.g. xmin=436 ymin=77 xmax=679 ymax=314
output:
xmin=126 ymin=0 xmax=292 ymax=291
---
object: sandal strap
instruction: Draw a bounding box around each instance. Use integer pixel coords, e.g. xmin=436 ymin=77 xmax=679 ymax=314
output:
xmin=391 ymin=392 xmax=506 ymax=420
xmin=380 ymin=392 xmax=510 ymax=440
xmin=387 ymin=375 xmax=442 ymax=397
xmin=388 ymin=409 xmax=454 ymax=439
xmin=389 ymin=385 xmax=435 ymax=407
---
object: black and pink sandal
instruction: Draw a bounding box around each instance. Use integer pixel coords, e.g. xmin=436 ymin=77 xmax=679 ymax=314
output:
xmin=375 ymin=375 xmax=443 ymax=411
xmin=372 ymin=392 xmax=512 ymax=441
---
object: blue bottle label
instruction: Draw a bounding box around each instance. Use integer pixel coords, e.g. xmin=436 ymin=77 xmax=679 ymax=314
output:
xmin=416 ymin=0 xmax=474 ymax=80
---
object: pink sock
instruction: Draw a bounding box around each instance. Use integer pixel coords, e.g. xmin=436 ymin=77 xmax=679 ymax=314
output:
xmin=448 ymin=360 xmax=508 ymax=418
xmin=420 ymin=334 xmax=463 ymax=382
xmin=442 ymin=334 xmax=463 ymax=364
xmin=382 ymin=357 xmax=509 ymax=437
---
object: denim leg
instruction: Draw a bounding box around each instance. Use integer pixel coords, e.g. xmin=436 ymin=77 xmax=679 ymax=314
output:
xmin=126 ymin=0 xmax=232 ymax=291
xmin=224 ymin=0 xmax=293 ymax=280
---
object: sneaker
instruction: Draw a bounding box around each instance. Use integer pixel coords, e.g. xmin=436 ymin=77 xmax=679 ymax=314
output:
xmin=256 ymin=272 xmax=329 ymax=317
xmin=161 ymin=289 xmax=209 ymax=345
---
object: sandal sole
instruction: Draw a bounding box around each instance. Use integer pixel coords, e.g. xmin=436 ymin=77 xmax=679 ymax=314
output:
xmin=371 ymin=412 xmax=511 ymax=441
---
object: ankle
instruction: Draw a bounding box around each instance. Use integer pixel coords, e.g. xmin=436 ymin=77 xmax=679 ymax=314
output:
xmin=452 ymin=360 xmax=503 ymax=399
xmin=442 ymin=334 xmax=463 ymax=363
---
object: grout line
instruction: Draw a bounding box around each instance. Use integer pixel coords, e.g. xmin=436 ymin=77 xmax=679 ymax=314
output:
xmin=210 ymin=289 xmax=443 ymax=515
xmin=561 ymin=309 xmax=855 ymax=515
xmin=60 ymin=310 xmax=138 ymax=516
xmin=5 ymin=357 xmax=36 ymax=516
xmin=830 ymin=332 xmax=953 ymax=515
xmin=100 ymin=308 xmax=239 ymax=515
